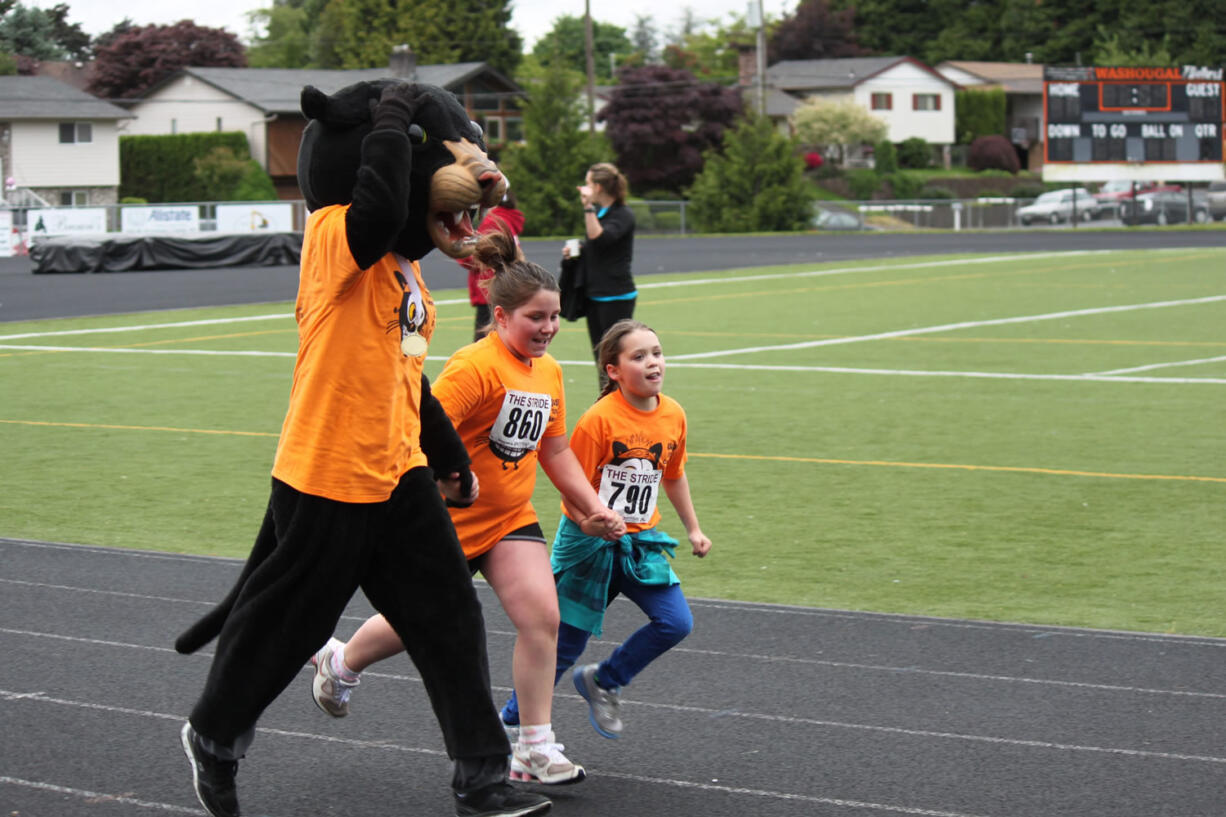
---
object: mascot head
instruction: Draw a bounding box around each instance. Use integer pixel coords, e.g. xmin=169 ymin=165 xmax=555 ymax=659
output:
xmin=297 ymin=80 xmax=507 ymax=260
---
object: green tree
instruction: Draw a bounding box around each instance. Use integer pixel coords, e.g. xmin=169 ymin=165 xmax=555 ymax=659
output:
xmin=329 ymin=0 xmax=521 ymax=77
xmin=1091 ymin=26 xmax=1175 ymax=67
xmin=792 ymin=97 xmax=887 ymax=166
xmin=0 ymin=2 xmax=88 ymax=60
xmin=496 ymin=68 xmax=606 ymax=237
xmin=687 ymin=113 xmax=816 ymax=233
xmin=531 ymin=15 xmax=631 ymax=82
xmin=628 ymin=13 xmax=659 ymax=63
xmin=245 ymin=2 xmax=314 ymax=68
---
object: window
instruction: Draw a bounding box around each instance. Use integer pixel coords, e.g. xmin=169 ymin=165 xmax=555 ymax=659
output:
xmin=216 ymin=117 xmax=224 ymax=132
xmin=482 ymin=115 xmax=504 ymax=143
xmin=870 ymin=93 xmax=892 ymax=110
xmin=59 ymin=190 xmax=88 ymax=206
xmin=912 ymin=94 xmax=941 ymax=111
xmin=58 ymin=122 xmax=92 ymax=143
xmin=504 ymin=117 xmax=524 ymax=143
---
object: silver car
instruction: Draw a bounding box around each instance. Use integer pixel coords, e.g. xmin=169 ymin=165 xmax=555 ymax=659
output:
xmin=1017 ymin=188 xmax=1099 ymax=225
xmin=1207 ymin=181 xmax=1226 ymax=221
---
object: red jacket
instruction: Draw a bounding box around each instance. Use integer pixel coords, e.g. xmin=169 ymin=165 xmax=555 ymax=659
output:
xmin=460 ymin=206 xmax=526 ymax=305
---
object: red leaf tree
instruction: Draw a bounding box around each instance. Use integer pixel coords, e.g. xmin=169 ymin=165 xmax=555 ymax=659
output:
xmin=87 ymin=21 xmax=246 ymax=101
xmin=598 ymin=65 xmax=742 ymax=194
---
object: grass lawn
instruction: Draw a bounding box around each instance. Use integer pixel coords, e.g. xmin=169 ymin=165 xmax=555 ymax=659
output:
xmin=2 ymin=248 xmax=1223 ymax=635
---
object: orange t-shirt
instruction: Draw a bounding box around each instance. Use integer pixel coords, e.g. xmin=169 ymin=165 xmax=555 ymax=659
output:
xmin=566 ymin=389 xmax=688 ymax=533
xmin=271 ymin=205 xmax=435 ymax=502
xmin=431 ymin=332 xmax=567 ymax=558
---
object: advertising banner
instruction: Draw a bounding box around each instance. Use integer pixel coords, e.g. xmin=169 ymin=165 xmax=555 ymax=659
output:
xmin=29 ymin=208 xmax=107 ymax=236
xmin=120 ymin=205 xmax=200 ymax=234
xmin=215 ymin=203 xmax=294 ymax=233
xmin=0 ymin=209 xmax=12 ymax=257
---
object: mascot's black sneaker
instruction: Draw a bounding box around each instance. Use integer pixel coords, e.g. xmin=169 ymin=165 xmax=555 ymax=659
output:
xmin=454 ymin=781 xmax=551 ymax=817
xmin=180 ymin=722 xmax=240 ymax=817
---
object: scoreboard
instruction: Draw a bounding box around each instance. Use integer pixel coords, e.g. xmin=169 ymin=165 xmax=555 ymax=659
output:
xmin=1042 ymin=65 xmax=1225 ymax=182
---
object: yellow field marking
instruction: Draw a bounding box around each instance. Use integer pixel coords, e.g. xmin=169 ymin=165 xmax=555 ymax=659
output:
xmin=4 ymin=419 xmax=1221 ymax=483
xmin=0 ymin=419 xmax=277 ymax=438
xmin=689 ymin=452 xmax=1226 ymax=484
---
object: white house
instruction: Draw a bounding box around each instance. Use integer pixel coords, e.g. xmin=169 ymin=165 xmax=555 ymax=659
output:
xmin=935 ymin=60 xmax=1045 ymax=169
xmin=768 ymin=56 xmax=958 ymax=151
xmin=0 ymin=75 xmax=133 ymax=206
xmin=124 ymin=51 xmax=524 ymax=199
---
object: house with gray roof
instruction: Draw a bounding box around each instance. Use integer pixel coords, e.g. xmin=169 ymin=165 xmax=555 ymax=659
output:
xmin=124 ymin=49 xmax=524 ymax=198
xmin=767 ymin=56 xmax=957 ymax=153
xmin=0 ymin=75 xmax=133 ymax=207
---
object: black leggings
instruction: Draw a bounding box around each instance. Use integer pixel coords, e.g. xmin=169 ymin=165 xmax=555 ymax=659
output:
xmin=188 ymin=468 xmax=508 ymax=783
xmin=585 ymin=297 xmax=636 ymax=384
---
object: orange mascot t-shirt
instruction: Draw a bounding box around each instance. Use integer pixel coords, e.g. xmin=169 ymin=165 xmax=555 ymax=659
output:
xmin=566 ymin=389 xmax=688 ymax=534
xmin=272 ymin=205 xmax=434 ymax=503
xmin=431 ymin=332 xmax=567 ymax=558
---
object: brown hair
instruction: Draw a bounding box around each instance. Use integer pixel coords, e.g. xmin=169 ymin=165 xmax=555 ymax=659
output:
xmin=588 ymin=162 xmax=628 ymax=205
xmin=596 ymin=318 xmax=656 ymax=398
xmin=474 ymin=226 xmax=558 ymax=334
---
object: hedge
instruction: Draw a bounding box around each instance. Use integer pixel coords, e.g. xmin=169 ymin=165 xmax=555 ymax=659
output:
xmin=120 ymin=132 xmax=252 ymax=203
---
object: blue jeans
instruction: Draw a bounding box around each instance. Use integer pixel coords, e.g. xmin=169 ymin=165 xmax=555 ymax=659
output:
xmin=501 ymin=559 xmax=692 ymax=725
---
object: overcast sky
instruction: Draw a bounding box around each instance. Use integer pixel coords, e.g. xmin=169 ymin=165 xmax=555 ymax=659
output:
xmin=32 ymin=0 xmax=794 ymax=51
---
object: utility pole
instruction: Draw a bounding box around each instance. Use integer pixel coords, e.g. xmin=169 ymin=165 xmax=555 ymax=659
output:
xmin=585 ymin=0 xmax=596 ymax=133
xmin=749 ymin=0 xmax=766 ymax=116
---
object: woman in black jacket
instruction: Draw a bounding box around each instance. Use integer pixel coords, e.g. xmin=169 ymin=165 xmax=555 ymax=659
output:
xmin=565 ymin=162 xmax=636 ymax=380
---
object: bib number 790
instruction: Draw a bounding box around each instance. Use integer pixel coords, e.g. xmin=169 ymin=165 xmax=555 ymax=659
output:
xmin=598 ymin=463 xmax=661 ymax=524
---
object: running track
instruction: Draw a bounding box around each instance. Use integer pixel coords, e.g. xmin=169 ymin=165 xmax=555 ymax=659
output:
xmin=3 ymin=231 xmax=1225 ymax=816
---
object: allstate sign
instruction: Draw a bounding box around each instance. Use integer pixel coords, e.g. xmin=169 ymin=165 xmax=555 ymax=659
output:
xmin=121 ymin=206 xmax=200 ymax=234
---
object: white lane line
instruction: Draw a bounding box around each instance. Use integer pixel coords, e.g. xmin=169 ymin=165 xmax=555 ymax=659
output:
xmin=1092 ymin=354 xmax=1226 ymax=376
xmin=5 ymin=537 xmax=1226 ymax=651
xmin=3 ymin=684 xmax=1224 ymax=774
xmin=0 ymin=776 xmax=201 ymax=814
xmin=4 ymin=612 xmax=1224 ymax=700
xmin=668 ymin=294 xmax=1226 ymax=361
xmin=646 ymin=361 xmax=1226 ymax=385
xmin=0 ymin=249 xmax=1140 ymax=342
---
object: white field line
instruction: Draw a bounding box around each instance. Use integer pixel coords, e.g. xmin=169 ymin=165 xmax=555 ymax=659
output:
xmin=666 ymin=293 xmax=1226 ymax=361
xmin=0 ymin=250 xmax=1124 ymax=342
xmin=1092 ymin=354 xmax=1226 ymax=376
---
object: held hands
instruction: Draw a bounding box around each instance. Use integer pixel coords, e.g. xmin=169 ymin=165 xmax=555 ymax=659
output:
xmin=579 ymin=507 xmax=626 ymax=541
xmin=578 ymin=184 xmax=594 ymax=208
xmin=440 ymin=469 xmax=479 ymax=508
xmin=688 ymin=529 xmax=712 ymax=558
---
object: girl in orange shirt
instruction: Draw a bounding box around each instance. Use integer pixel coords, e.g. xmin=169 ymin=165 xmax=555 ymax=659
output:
xmin=310 ymin=229 xmax=624 ymax=785
xmin=501 ymin=319 xmax=712 ymax=741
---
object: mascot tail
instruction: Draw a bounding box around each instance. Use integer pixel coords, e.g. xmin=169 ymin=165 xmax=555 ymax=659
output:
xmin=174 ymin=512 xmax=279 ymax=654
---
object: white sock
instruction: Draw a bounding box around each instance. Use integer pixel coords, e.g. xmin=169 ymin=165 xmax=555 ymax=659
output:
xmin=519 ymin=723 xmax=551 ymax=745
xmin=330 ymin=643 xmax=361 ymax=683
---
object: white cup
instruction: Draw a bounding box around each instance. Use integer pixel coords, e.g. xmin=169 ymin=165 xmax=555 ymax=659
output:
xmin=564 ymin=238 xmax=581 ymax=258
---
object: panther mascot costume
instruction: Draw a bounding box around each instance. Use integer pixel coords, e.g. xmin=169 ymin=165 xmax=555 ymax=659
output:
xmin=174 ymin=80 xmax=552 ymax=817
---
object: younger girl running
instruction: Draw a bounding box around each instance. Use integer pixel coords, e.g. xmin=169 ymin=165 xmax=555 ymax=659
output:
xmin=500 ymin=318 xmax=711 ymax=740
xmin=310 ymin=229 xmax=624 ymax=785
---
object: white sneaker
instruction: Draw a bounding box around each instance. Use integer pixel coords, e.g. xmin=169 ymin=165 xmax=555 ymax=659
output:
xmin=309 ymin=637 xmax=358 ymax=718
xmin=510 ymin=733 xmax=586 ymax=785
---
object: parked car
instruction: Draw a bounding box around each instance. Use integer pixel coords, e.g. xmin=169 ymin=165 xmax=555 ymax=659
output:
xmin=1119 ymin=190 xmax=1209 ymax=225
xmin=1017 ymin=188 xmax=1099 ymax=225
xmin=1207 ymin=181 xmax=1226 ymax=221
xmin=811 ymin=207 xmax=870 ymax=230
xmin=1092 ymin=180 xmax=1171 ymax=217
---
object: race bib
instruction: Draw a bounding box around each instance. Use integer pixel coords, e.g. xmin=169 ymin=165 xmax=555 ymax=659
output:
xmin=598 ymin=463 xmax=662 ymax=524
xmin=488 ymin=389 xmax=551 ymax=464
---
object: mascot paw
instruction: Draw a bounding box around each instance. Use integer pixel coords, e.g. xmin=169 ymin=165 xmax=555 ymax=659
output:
xmin=373 ymin=83 xmax=425 ymax=135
